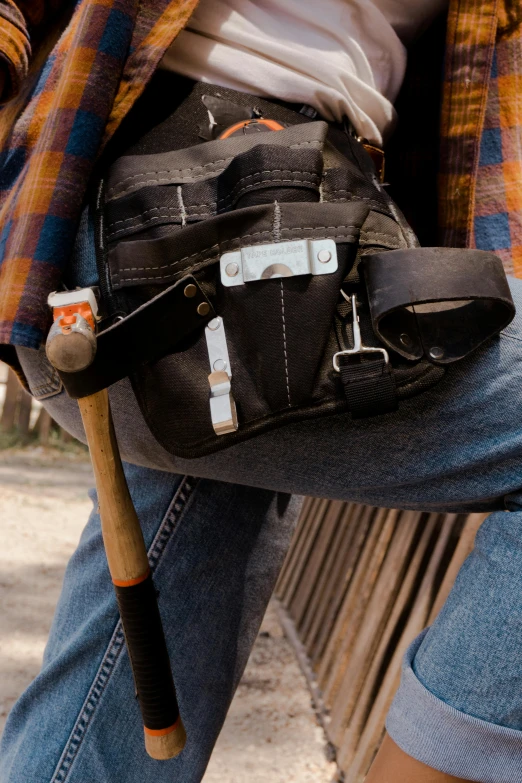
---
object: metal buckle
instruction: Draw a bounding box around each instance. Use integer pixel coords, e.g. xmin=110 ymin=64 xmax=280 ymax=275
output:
xmin=333 ymin=294 xmax=389 ymax=372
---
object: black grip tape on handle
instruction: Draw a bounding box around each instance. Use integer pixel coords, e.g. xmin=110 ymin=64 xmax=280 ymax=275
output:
xmin=115 ymin=574 xmax=180 ymax=731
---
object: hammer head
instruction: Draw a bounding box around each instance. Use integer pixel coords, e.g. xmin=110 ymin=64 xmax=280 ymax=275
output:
xmin=46 ymin=313 xmax=97 ymax=372
xmin=45 ymin=289 xmax=99 ymax=373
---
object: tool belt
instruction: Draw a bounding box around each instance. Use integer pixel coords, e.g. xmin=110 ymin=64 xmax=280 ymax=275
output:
xmin=53 ymin=81 xmax=515 ymax=459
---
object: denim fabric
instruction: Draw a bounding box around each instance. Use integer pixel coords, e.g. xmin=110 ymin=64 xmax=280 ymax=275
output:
xmin=0 ymin=468 xmax=301 ymax=783
xmin=388 ymin=633 xmax=522 ymax=783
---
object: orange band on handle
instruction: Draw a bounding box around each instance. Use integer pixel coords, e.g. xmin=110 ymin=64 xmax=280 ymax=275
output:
xmin=112 ymin=568 xmax=150 ymax=587
xmin=144 ymin=717 xmax=181 ymax=737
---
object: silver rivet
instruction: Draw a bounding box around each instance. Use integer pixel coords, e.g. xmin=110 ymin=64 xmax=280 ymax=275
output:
xmin=213 ymin=359 xmax=227 ymax=372
xmin=317 ymin=249 xmax=332 ymax=264
xmin=208 ymin=318 xmax=221 ymax=331
xmin=226 ymin=262 xmax=240 ymax=277
xmin=429 ymin=346 xmax=444 ymax=360
xmin=400 ymin=333 xmax=412 ymax=348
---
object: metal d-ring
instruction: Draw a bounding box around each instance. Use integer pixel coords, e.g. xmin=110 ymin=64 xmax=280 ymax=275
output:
xmin=333 ymin=293 xmax=389 ymax=372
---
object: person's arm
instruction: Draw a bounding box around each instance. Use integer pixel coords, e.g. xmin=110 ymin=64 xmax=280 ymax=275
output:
xmin=366 ymin=735 xmax=467 ymax=782
xmin=0 ymin=0 xmax=68 ymax=103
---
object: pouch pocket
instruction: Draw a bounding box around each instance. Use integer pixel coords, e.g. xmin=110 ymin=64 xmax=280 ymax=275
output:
xmin=127 ymin=226 xmax=360 ymax=458
xmin=105 ymin=143 xmax=324 ymax=244
xmin=103 ymin=124 xmax=374 ymax=457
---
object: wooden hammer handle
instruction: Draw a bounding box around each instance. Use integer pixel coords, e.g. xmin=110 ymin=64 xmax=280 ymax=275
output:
xmin=78 ymin=389 xmax=186 ymax=760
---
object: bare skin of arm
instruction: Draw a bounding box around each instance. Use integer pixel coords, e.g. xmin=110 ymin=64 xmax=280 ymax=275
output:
xmin=366 ymin=735 xmax=469 ymax=782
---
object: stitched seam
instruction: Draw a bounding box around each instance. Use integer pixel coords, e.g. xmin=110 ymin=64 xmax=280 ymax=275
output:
xmin=177 ymin=186 xmax=187 ymax=227
xmin=117 ymin=226 xmax=359 ymax=275
xmin=50 ymin=625 xmax=127 ymax=783
xmin=107 ymin=173 xmax=319 ymax=238
xmin=325 ymin=189 xmax=373 ymax=197
xmin=216 ymin=170 xmax=320 ymax=205
xmin=120 ymin=243 xmax=220 ymax=273
xmin=360 ymin=229 xmax=398 ymax=239
xmin=108 ymin=205 xmax=212 ymax=230
xmin=219 ymin=177 xmax=319 ymax=207
xmin=501 ymin=331 xmax=522 ymax=344
xmin=325 ymin=194 xmax=384 ymax=209
xmin=30 ymin=376 xmax=60 ymax=393
xmin=108 ymin=213 xmax=214 ymax=239
xmin=119 ymin=235 xmax=358 ymax=281
xmin=118 ymin=230 xmax=359 ymax=282
xmin=280 ymin=280 xmax=291 ymax=406
xmin=107 ymin=140 xmax=323 ymax=198
xmin=273 ymin=202 xmax=282 ymax=242
xmin=49 ymin=477 xmax=198 ymax=783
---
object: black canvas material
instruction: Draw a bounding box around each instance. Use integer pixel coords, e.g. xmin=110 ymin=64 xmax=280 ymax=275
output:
xmin=88 ymin=76 xmax=514 ymax=459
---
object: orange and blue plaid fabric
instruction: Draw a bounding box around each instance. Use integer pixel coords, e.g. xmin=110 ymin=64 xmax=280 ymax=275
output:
xmin=473 ymin=5 xmax=522 ymax=277
xmin=439 ymin=0 xmax=522 ymax=279
xmin=0 ymin=0 xmax=197 ymax=351
xmin=0 ymin=0 xmax=520 ymax=353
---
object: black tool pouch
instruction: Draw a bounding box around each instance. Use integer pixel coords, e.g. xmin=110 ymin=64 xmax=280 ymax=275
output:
xmin=57 ymin=85 xmax=515 ymax=459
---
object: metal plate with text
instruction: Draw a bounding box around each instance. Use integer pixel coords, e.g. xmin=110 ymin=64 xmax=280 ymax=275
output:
xmin=220 ymin=239 xmax=338 ymax=287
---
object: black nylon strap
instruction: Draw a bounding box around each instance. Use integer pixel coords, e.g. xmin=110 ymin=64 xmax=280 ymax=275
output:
xmin=57 ymin=276 xmax=214 ymax=399
xmin=339 ymin=355 xmax=397 ymax=418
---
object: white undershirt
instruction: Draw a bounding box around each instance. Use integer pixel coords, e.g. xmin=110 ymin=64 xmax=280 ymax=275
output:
xmin=160 ymin=0 xmax=447 ymax=146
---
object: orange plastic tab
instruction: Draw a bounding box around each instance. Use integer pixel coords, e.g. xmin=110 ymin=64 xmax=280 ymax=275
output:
xmin=53 ymin=302 xmax=96 ymax=332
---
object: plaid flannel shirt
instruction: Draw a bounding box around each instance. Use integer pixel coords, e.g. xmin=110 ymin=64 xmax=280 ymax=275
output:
xmin=0 ymin=0 xmax=519 ymax=358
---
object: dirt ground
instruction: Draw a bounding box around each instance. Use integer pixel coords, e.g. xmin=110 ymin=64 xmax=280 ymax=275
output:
xmin=0 ymin=446 xmax=336 ymax=782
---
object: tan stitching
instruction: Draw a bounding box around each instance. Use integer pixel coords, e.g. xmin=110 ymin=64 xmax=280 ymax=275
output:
xmin=108 ymin=204 xmax=214 ymax=229
xmin=360 ymin=230 xmax=400 ymax=239
xmin=177 ymin=186 xmax=187 ymax=228
xmin=121 ymin=253 xmax=220 ymax=282
xmin=107 ymin=140 xmax=323 ymax=198
xmin=119 ymin=243 xmax=220 ymax=273
xmin=216 ymin=170 xmax=320 ymax=204
xmin=118 ymin=229 xmax=358 ymax=282
xmin=280 ymin=280 xmax=291 ymax=406
xmin=108 ymin=171 xmax=320 ymax=236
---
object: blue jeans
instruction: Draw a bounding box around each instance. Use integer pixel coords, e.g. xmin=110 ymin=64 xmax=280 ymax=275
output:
xmin=6 ymin=280 xmax=522 ymax=780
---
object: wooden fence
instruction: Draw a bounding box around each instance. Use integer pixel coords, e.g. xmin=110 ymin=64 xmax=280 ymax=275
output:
xmin=275 ymin=500 xmax=484 ymax=782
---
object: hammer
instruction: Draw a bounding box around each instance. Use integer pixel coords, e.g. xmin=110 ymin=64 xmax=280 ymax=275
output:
xmin=46 ymin=289 xmax=186 ymax=760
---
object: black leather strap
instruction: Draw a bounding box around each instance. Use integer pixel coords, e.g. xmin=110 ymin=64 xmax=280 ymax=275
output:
xmin=57 ymin=276 xmax=214 ymax=399
xmin=363 ymin=248 xmax=515 ymax=364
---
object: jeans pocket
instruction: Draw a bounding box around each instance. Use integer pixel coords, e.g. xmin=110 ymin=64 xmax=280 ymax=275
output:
xmin=16 ymin=345 xmax=63 ymax=400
